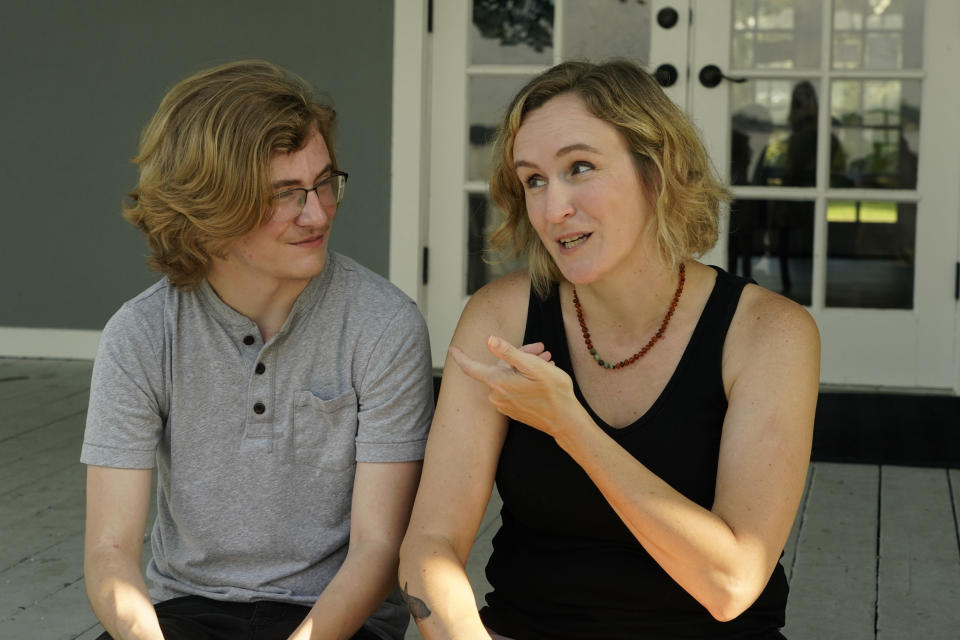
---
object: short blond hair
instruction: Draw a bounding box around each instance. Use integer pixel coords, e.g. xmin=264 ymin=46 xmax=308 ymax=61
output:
xmin=489 ymin=60 xmax=728 ymax=298
xmin=124 ymin=60 xmax=337 ymax=290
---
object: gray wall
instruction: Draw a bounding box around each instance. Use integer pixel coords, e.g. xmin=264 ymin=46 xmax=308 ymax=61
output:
xmin=1 ymin=1 xmax=394 ymax=330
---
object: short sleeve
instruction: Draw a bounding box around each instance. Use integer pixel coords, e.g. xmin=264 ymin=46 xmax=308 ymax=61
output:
xmin=355 ymin=300 xmax=434 ymax=462
xmin=81 ymin=304 xmax=166 ymax=468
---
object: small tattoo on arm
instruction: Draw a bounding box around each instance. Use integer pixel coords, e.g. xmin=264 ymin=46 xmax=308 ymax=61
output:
xmin=401 ymin=581 xmax=432 ymax=620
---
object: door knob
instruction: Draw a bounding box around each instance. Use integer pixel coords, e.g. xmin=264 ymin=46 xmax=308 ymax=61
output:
xmin=657 ymin=7 xmax=679 ymax=29
xmin=698 ymin=64 xmax=747 ymax=88
xmin=654 ymin=64 xmax=678 ymax=87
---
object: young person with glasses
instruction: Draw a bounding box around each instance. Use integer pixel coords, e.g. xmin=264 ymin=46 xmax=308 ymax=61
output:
xmin=82 ymin=60 xmax=433 ymax=640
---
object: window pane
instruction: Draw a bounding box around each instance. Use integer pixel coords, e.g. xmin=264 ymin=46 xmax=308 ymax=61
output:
xmin=471 ymin=0 xmax=554 ymax=65
xmin=562 ymin=0 xmax=649 ymax=63
xmin=728 ymin=199 xmax=814 ymax=306
xmin=467 ymin=193 xmax=525 ymax=295
xmin=731 ymin=0 xmax=821 ymax=69
xmin=730 ymin=79 xmax=820 ymax=187
xmin=467 ymin=75 xmax=534 ymax=182
xmin=832 ymin=0 xmax=923 ymax=70
xmin=830 ymin=80 xmax=921 ymax=189
xmin=826 ymin=201 xmax=915 ymax=308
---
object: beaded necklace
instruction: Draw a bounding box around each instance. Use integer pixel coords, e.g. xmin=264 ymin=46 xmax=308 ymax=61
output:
xmin=572 ymin=263 xmax=685 ymax=370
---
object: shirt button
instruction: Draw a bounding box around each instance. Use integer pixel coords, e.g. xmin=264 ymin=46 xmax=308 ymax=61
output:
xmin=243 ymin=335 xmax=255 ymax=346
xmin=255 ymin=362 xmax=266 ymax=375
xmin=253 ymin=402 xmax=266 ymax=414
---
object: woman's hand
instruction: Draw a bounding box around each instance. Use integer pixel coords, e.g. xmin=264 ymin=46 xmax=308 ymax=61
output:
xmin=449 ymin=336 xmax=582 ymax=439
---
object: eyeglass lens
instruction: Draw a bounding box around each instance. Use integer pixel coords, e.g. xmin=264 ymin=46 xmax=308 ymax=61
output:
xmin=275 ymin=174 xmax=346 ymax=219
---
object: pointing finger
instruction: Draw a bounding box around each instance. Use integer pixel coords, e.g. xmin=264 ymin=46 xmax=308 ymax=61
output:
xmin=448 ymin=345 xmax=498 ymax=383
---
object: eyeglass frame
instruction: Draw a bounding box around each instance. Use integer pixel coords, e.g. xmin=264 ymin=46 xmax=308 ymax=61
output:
xmin=270 ymin=170 xmax=349 ymax=220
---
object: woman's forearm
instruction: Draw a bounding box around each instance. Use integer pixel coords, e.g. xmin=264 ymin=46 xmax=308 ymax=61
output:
xmin=398 ymin=533 xmax=491 ymax=640
xmin=553 ymin=415 xmax=790 ymax=621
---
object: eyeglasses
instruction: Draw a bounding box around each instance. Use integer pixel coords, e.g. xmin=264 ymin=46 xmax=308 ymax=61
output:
xmin=270 ymin=171 xmax=348 ymax=221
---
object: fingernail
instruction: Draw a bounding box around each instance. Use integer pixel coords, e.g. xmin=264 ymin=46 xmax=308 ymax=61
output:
xmin=488 ymin=336 xmax=500 ymax=349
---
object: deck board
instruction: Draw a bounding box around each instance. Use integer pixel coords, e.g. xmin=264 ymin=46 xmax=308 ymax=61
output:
xmin=876 ymin=466 xmax=960 ymax=640
xmin=782 ymin=462 xmax=879 ymax=640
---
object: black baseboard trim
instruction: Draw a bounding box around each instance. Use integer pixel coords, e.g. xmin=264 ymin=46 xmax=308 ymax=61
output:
xmin=812 ymin=392 xmax=960 ymax=468
xmin=431 ymin=377 xmax=960 ymax=468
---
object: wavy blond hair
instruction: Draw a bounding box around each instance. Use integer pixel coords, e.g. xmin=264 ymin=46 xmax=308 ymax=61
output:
xmin=489 ymin=60 xmax=728 ymax=298
xmin=124 ymin=60 xmax=337 ymax=290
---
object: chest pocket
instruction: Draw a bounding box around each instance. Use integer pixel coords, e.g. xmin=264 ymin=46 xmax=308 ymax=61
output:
xmin=293 ymin=389 xmax=358 ymax=470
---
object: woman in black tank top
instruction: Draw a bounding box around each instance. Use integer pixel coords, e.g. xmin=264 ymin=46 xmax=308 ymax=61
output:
xmin=400 ymin=61 xmax=820 ymax=640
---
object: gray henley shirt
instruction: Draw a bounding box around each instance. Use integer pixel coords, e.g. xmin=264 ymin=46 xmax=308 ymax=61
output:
xmin=81 ymin=251 xmax=434 ymax=639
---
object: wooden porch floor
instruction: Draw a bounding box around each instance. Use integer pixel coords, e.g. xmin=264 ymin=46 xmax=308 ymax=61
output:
xmin=2 ymin=357 xmax=958 ymax=639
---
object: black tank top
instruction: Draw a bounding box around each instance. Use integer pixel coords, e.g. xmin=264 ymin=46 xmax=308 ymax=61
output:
xmin=480 ymin=267 xmax=788 ymax=639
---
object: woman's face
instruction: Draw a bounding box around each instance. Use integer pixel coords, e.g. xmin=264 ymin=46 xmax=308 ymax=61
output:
xmin=513 ymin=93 xmax=657 ymax=286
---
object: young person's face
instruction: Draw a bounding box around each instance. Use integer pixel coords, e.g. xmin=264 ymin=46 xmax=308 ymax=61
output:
xmin=513 ymin=93 xmax=656 ymax=286
xmin=219 ymin=127 xmax=337 ymax=289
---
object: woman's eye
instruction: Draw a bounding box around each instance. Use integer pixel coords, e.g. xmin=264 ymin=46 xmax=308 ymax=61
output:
xmin=571 ymin=161 xmax=594 ymax=175
xmin=524 ymin=175 xmax=546 ymax=189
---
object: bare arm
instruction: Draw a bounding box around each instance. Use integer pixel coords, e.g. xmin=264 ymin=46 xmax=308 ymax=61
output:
xmin=287 ymin=460 xmax=421 ymax=640
xmin=398 ymin=274 xmax=530 ymax=640
xmin=454 ymin=287 xmax=819 ymax=622
xmin=84 ymin=465 xmax=163 ymax=640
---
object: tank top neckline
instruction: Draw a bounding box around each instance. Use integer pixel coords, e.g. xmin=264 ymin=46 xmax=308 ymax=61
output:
xmin=555 ymin=266 xmax=726 ymax=435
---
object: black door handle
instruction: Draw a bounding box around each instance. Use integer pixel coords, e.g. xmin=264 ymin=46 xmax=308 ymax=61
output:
xmin=654 ymin=64 xmax=678 ymax=87
xmin=698 ymin=64 xmax=747 ymax=88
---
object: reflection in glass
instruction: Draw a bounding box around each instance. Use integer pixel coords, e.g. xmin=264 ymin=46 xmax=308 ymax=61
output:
xmin=826 ymin=201 xmax=915 ymax=308
xmin=728 ymin=199 xmax=813 ymax=306
xmin=562 ymin=0 xmax=650 ymax=63
xmin=731 ymin=0 xmax=821 ymax=69
xmin=831 ymin=80 xmax=920 ymax=189
xmin=468 ymin=75 xmax=534 ymax=182
xmin=832 ymin=0 xmax=923 ymax=70
xmin=731 ymin=79 xmax=847 ymax=188
xmin=467 ymin=193 xmax=525 ymax=295
xmin=471 ymin=0 xmax=554 ymax=65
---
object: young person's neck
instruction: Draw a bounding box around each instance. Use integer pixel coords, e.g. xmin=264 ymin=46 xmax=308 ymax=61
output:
xmin=206 ymin=268 xmax=310 ymax=343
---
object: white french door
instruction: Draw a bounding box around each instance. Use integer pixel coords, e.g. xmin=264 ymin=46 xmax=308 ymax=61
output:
xmin=684 ymin=0 xmax=959 ymax=388
xmin=396 ymin=0 xmax=960 ymax=391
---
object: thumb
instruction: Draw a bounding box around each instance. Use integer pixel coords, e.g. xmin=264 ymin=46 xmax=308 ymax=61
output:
xmin=486 ymin=336 xmax=535 ymax=373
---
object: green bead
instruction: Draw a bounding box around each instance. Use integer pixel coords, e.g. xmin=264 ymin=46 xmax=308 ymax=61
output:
xmin=589 ymin=348 xmax=597 ymax=356
xmin=593 ymin=353 xmax=600 ymax=361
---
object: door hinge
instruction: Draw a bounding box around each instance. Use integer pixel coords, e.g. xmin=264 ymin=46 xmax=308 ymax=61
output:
xmin=428 ymin=0 xmax=433 ymax=33
xmin=955 ymin=262 xmax=959 ymax=300
xmin=422 ymin=246 xmax=429 ymax=285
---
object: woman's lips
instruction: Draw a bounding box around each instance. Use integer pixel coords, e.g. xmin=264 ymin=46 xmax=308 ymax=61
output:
xmin=558 ymin=232 xmax=591 ymax=250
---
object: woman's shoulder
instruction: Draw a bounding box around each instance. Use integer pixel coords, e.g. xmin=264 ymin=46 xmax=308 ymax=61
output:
xmin=454 ymin=269 xmax=532 ymax=350
xmin=725 ymin=279 xmax=820 ymax=376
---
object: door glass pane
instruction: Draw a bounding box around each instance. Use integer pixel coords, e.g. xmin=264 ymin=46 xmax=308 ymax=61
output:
xmin=833 ymin=0 xmax=923 ymax=70
xmin=562 ymin=0 xmax=650 ymax=63
xmin=467 ymin=192 xmax=525 ymax=294
xmin=732 ymin=0 xmax=822 ymax=69
xmin=730 ymin=79 xmax=819 ymax=187
xmin=728 ymin=199 xmax=814 ymax=306
xmin=826 ymin=200 xmax=915 ymax=308
xmin=467 ymin=75 xmax=534 ymax=182
xmin=830 ymin=80 xmax=920 ymax=189
xmin=471 ymin=0 xmax=554 ymax=65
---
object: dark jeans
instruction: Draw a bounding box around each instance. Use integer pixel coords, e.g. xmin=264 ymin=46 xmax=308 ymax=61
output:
xmin=94 ymin=595 xmax=383 ymax=640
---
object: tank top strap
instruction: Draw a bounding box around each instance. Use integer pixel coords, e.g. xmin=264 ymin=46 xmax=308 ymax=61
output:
xmin=690 ymin=266 xmax=753 ymax=379
xmin=522 ymin=281 xmax=564 ymax=349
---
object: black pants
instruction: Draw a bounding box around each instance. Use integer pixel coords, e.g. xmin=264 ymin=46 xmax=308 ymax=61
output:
xmin=95 ymin=595 xmax=383 ymax=640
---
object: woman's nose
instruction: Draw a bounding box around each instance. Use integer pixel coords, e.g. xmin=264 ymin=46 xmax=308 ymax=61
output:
xmin=544 ymin=184 xmax=575 ymax=223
